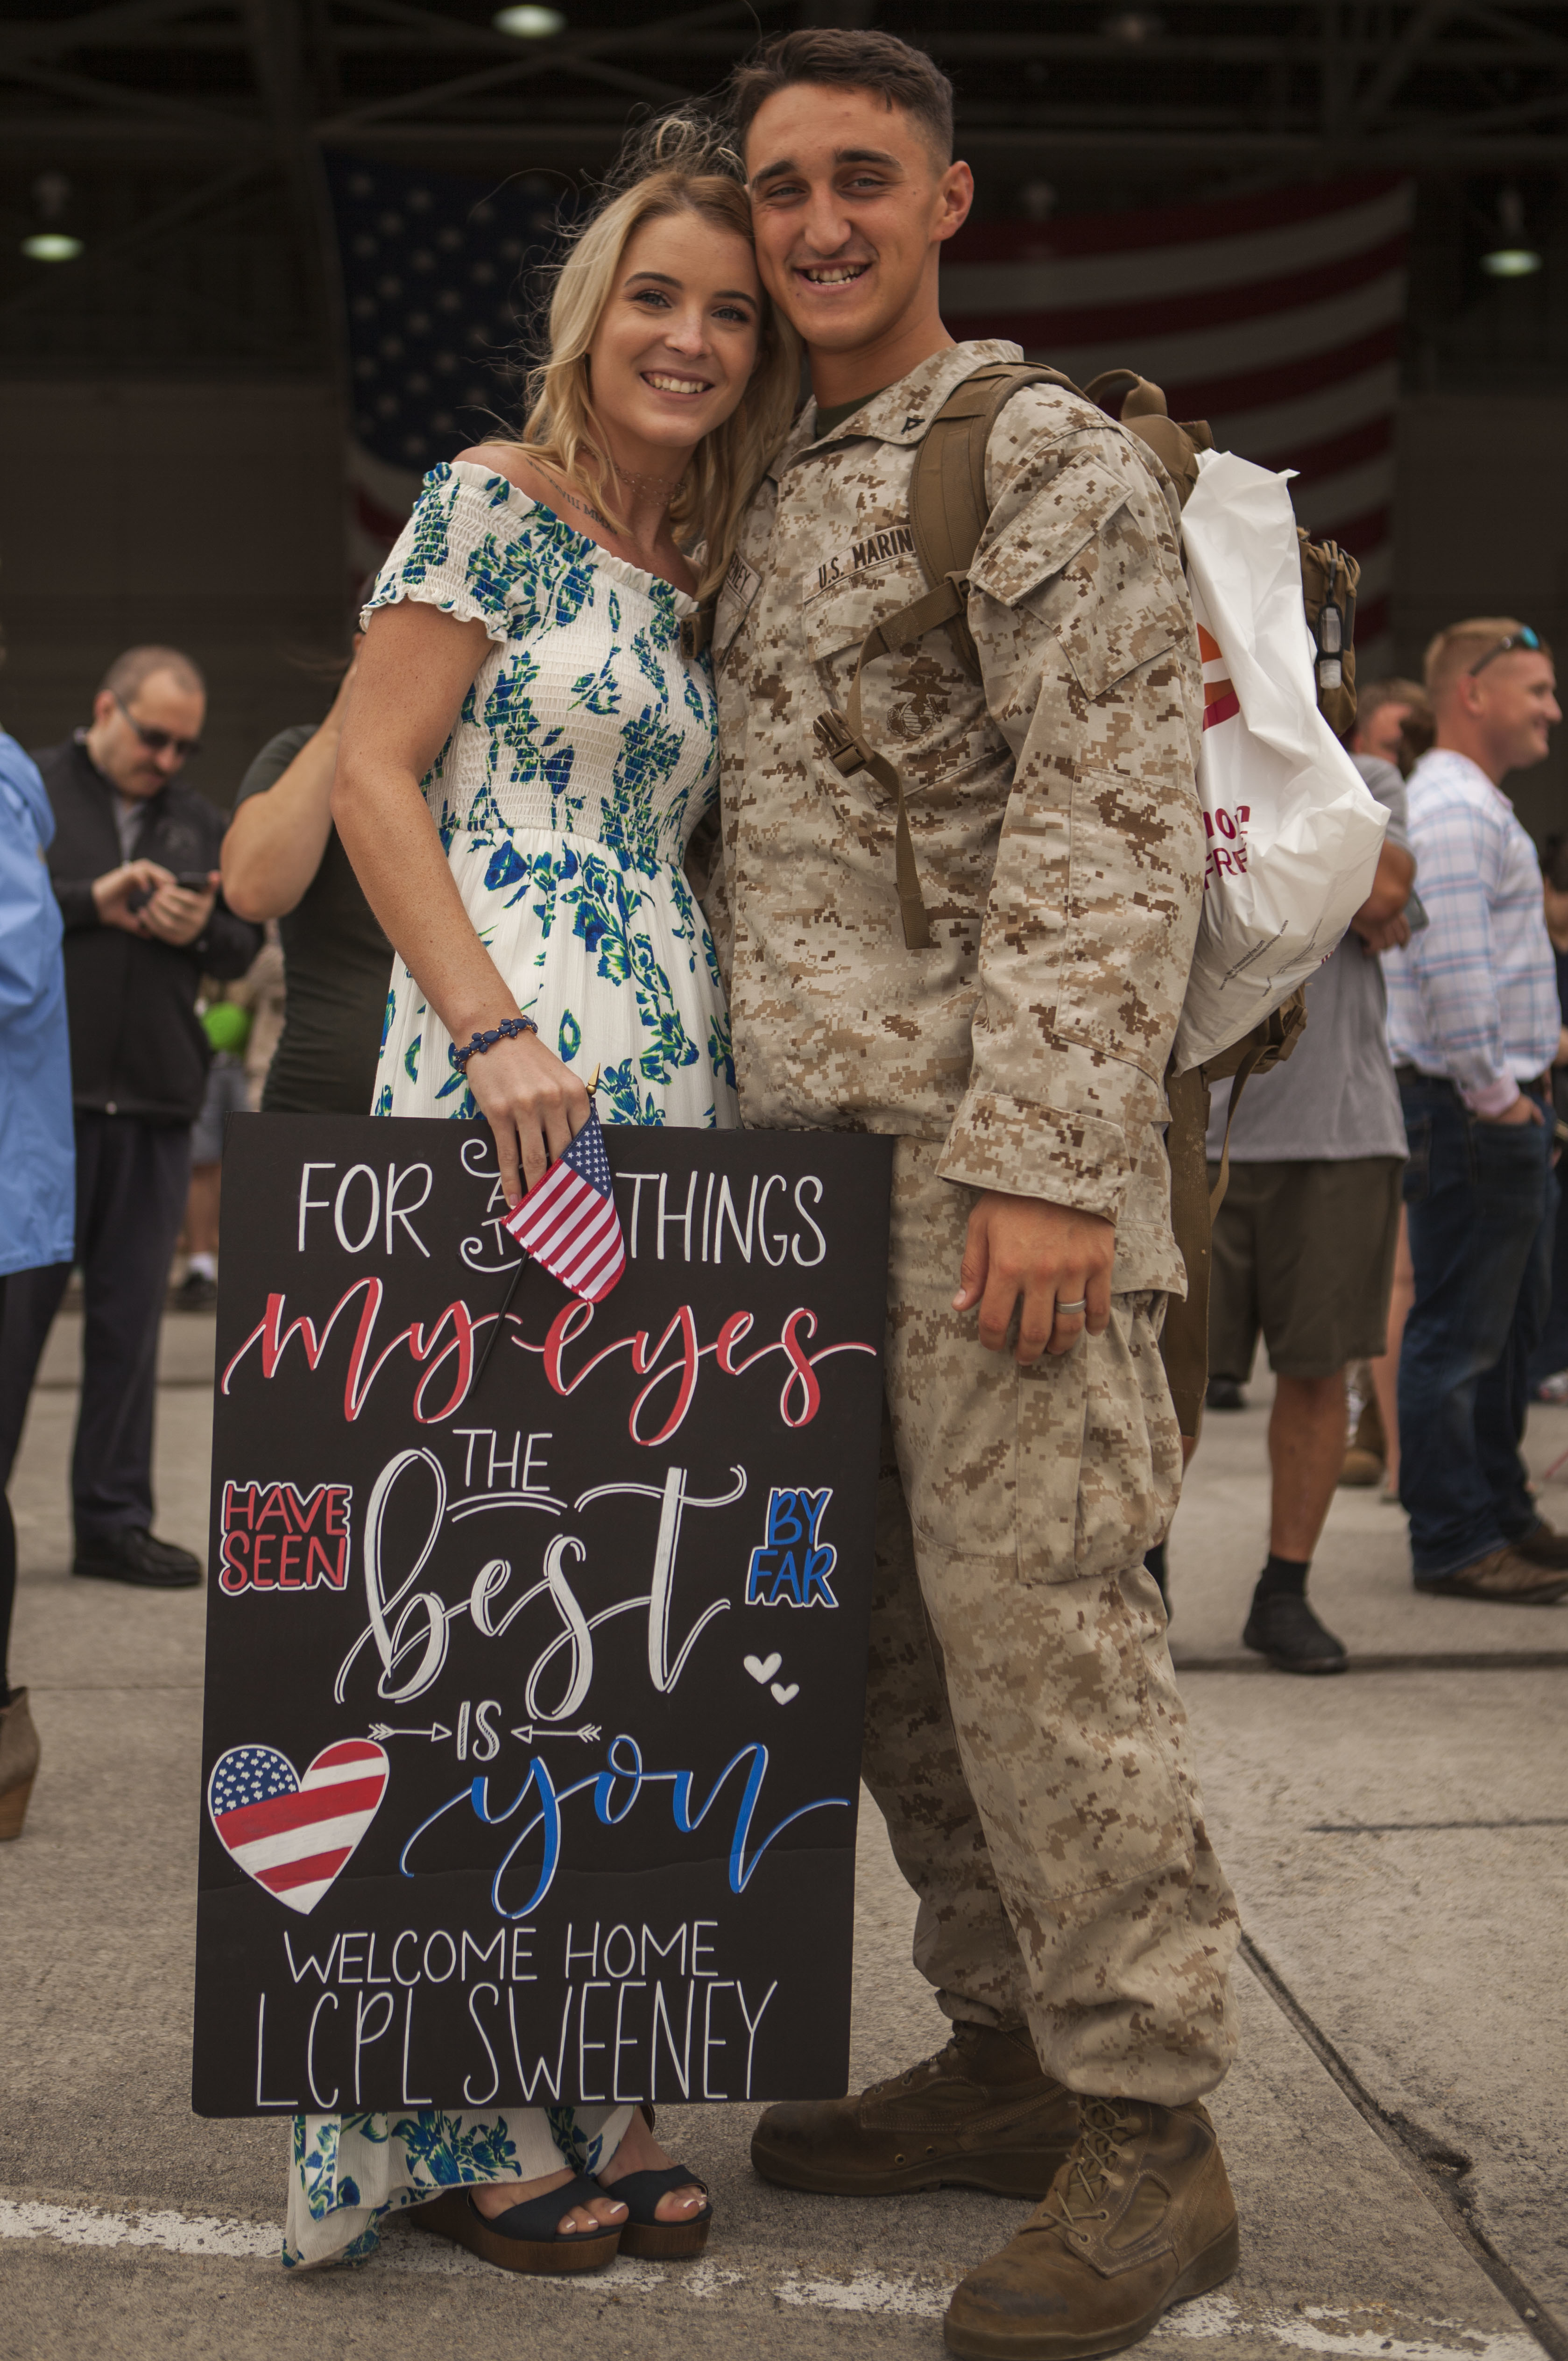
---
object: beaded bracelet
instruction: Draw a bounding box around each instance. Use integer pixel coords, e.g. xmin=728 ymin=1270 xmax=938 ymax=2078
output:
xmin=451 ymin=1014 xmax=539 ymax=1071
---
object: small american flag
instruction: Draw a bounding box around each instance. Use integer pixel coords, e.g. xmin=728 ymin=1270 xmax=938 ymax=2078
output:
xmin=503 ymin=1109 xmax=625 ymax=1303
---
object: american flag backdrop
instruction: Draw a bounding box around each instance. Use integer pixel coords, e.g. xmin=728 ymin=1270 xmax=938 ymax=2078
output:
xmin=325 ymin=162 xmax=1410 ymax=673
xmin=944 ymin=174 xmax=1412 ymax=679
xmin=325 ymin=155 xmax=565 ymax=585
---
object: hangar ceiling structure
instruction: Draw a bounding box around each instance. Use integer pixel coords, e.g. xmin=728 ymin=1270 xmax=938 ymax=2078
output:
xmin=0 ymin=1 xmax=1562 ymax=377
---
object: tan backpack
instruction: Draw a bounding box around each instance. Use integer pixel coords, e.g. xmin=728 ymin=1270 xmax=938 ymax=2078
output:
xmin=813 ymin=359 xmax=1357 ymax=1434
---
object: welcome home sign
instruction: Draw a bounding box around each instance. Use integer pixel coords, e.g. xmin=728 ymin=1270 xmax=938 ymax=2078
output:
xmin=192 ymin=1116 xmax=892 ymax=2117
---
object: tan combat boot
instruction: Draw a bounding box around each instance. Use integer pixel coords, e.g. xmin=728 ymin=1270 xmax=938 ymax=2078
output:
xmin=943 ymin=2095 xmax=1240 ymax=2359
xmin=751 ymin=2023 xmax=1077 ymax=2197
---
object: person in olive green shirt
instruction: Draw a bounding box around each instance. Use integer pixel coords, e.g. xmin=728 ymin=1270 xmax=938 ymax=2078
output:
xmin=220 ymin=652 xmax=391 ymax=1114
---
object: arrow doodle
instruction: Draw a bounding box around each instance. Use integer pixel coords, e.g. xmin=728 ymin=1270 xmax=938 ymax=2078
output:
xmin=510 ymin=1723 xmax=601 ymax=1745
xmin=367 ymin=1722 xmax=452 ymax=1743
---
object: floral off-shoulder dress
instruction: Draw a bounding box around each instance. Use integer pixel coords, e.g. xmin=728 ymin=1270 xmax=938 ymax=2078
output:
xmin=283 ymin=461 xmax=736 ymax=2268
xmin=367 ymin=458 xmax=737 ymax=1131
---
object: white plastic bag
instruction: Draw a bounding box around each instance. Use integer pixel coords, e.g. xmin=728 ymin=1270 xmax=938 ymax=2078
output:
xmin=1171 ymin=448 xmax=1388 ymax=1075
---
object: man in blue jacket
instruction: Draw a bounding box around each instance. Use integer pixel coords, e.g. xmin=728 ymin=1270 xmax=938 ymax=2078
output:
xmin=0 ymin=726 xmax=74 ymax=1833
xmin=0 ymin=647 xmax=260 ymax=1588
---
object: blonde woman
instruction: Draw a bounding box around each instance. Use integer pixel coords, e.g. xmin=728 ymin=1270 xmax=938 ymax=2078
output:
xmin=287 ymin=131 xmax=799 ymax=2276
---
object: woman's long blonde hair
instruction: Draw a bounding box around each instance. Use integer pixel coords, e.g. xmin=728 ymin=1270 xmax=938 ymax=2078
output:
xmin=507 ymin=119 xmax=799 ymax=602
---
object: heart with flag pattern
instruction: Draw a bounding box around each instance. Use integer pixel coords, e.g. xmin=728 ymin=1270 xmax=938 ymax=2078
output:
xmin=206 ymin=1738 xmax=389 ymax=1916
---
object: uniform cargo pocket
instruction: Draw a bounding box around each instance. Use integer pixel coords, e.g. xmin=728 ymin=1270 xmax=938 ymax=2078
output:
xmin=1016 ymin=1296 xmax=1171 ymax=1585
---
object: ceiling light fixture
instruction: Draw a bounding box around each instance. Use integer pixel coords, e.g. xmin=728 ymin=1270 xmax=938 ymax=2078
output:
xmin=1482 ymin=185 xmax=1541 ymax=279
xmin=493 ymin=5 xmax=565 ymax=35
xmin=1103 ymin=9 xmax=1163 ymax=43
xmin=21 ymin=233 xmax=83 ymax=262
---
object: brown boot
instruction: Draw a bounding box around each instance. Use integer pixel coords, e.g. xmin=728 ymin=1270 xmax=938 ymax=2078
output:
xmin=0 ymin=1687 xmax=40 ymax=1841
xmin=943 ymin=2095 xmax=1239 ymax=2359
xmin=1415 ymin=1546 xmax=1568 ymax=1603
xmin=751 ymin=2023 xmax=1077 ymax=2197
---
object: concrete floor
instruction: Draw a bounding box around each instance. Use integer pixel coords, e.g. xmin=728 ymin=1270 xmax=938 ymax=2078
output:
xmin=1 ymin=1317 xmax=1563 ymax=2361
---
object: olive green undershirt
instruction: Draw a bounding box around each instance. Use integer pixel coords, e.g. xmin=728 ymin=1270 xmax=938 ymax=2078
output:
xmin=812 ymin=387 xmax=891 ymax=440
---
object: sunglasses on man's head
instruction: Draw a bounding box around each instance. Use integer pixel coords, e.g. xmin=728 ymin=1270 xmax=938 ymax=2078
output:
xmin=113 ymin=692 xmax=202 ymax=761
xmin=1469 ymin=627 xmax=1542 ymax=677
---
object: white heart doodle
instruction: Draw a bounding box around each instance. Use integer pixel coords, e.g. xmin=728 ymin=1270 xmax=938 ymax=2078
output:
xmin=743 ymin=1652 xmax=783 ymax=1685
xmin=770 ymin=1682 xmax=800 ymax=1706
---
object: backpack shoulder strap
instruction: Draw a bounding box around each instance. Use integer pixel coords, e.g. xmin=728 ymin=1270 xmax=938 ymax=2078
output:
xmin=813 ymin=363 xmax=1084 ymax=948
xmin=909 ymin=362 xmax=1082 ymax=677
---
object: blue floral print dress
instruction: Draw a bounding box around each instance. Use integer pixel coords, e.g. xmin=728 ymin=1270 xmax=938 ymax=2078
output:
xmin=283 ymin=461 xmax=736 ymax=2268
xmin=367 ymin=460 xmax=737 ymax=1131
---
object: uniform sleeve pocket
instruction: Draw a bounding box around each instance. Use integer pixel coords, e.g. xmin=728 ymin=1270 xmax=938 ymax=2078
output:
xmin=969 ymin=444 xmax=1128 ymax=605
xmin=970 ymin=444 xmax=1181 ymax=702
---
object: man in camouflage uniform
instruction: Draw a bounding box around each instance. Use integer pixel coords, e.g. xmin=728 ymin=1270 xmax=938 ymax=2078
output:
xmin=709 ymin=29 xmax=1242 ymax=2360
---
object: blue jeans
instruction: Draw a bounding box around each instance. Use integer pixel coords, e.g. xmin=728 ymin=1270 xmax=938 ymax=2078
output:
xmin=1526 ymin=1168 xmax=1568 ymax=1388
xmin=1397 ymin=1075 xmax=1555 ymax=1582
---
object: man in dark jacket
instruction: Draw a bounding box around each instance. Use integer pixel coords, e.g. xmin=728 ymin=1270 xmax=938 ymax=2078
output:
xmin=0 ymin=645 xmax=261 ymax=1588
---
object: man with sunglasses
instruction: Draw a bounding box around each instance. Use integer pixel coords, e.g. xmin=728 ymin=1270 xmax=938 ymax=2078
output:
xmin=0 ymin=645 xmax=260 ymax=1588
xmin=1384 ymin=617 xmax=1566 ymax=1602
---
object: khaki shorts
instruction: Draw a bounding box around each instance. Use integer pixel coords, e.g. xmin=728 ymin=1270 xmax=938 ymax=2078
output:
xmin=1206 ymin=1155 xmax=1404 ymax=1383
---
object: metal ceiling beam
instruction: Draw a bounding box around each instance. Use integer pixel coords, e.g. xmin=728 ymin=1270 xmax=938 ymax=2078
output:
xmin=314 ymin=0 xmax=772 ymax=132
xmin=1467 ymin=0 xmax=1568 ymax=54
xmin=2 ymin=0 xmax=1562 ymax=176
xmin=239 ymin=0 xmax=344 ymax=371
xmin=33 ymin=23 xmax=1568 ymax=63
xmin=1352 ymin=0 xmax=1464 ymax=125
xmin=2 ymin=99 xmax=1562 ymax=169
xmin=0 ymin=54 xmax=253 ymax=132
xmin=559 ymin=56 xmax=698 ymax=107
xmin=0 ymin=0 xmax=218 ymax=70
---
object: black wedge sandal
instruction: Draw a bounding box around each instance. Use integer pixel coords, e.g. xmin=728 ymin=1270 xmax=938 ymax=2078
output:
xmin=600 ymin=2162 xmax=713 ymax=2259
xmin=410 ymin=2175 xmax=625 ymax=2274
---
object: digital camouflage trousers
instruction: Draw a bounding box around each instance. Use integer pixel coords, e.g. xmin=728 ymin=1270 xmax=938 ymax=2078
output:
xmin=865 ymin=1140 xmax=1240 ymax=2104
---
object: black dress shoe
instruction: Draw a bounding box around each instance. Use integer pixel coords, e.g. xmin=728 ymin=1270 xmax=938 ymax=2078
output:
xmin=73 ymin=1530 xmax=203 ymax=1588
xmin=172 ymin=1270 xmax=219 ymax=1312
xmin=1206 ymin=1377 xmax=1245 ymax=1411
xmin=1242 ymin=1588 xmax=1348 ymax=1672
xmin=135 ymin=1531 xmax=205 ymax=1574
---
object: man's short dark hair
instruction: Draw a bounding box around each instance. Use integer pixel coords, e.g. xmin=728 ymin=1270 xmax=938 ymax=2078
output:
xmin=727 ymin=28 xmax=955 ymax=167
xmin=99 ymin=644 xmax=205 ymax=704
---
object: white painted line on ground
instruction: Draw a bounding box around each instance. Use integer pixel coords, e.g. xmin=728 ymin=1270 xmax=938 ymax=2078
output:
xmin=777 ymin=2267 xmax=953 ymax=2317
xmin=0 ymin=2198 xmax=1540 ymax=2360
xmin=1153 ymin=2294 xmax=1541 ymax=2361
xmin=0 ymin=2199 xmax=274 ymax=2261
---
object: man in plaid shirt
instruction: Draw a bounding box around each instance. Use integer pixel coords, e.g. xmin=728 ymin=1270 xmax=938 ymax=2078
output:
xmin=1385 ymin=616 xmax=1565 ymax=1600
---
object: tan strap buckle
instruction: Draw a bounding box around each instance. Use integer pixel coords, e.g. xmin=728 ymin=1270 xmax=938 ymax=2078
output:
xmin=814 ymin=709 xmax=867 ymax=777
